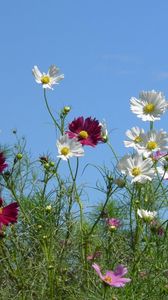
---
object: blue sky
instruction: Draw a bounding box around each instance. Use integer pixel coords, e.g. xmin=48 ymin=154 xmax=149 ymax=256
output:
xmin=1 ymin=1 xmax=168 ymax=203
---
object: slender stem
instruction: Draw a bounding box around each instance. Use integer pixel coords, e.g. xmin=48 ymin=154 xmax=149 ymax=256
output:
xmin=87 ymin=186 xmax=118 ymax=237
xmin=150 ymin=121 xmax=154 ymax=131
xmin=43 ymin=89 xmax=62 ymax=133
xmin=107 ymin=141 xmax=119 ymax=162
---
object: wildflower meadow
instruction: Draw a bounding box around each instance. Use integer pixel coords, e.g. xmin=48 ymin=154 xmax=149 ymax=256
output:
xmin=1 ymin=64 xmax=168 ymax=300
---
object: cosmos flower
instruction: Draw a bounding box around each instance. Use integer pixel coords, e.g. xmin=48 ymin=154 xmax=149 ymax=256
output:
xmin=137 ymin=208 xmax=157 ymax=222
xmin=0 ymin=199 xmax=19 ymax=229
xmin=130 ymin=90 xmax=168 ymax=121
xmin=99 ymin=120 xmax=108 ymax=142
xmin=0 ymin=152 xmax=8 ymax=173
xmin=117 ymin=153 xmax=155 ymax=183
xmin=66 ymin=117 xmax=102 ymax=146
xmin=106 ymin=218 xmax=121 ymax=230
xmin=137 ymin=130 xmax=168 ymax=158
xmin=124 ymin=127 xmax=145 ymax=150
xmin=92 ymin=263 xmax=131 ymax=287
xmin=32 ymin=65 xmax=64 ymax=89
xmin=151 ymin=151 xmax=167 ymax=161
xmin=56 ymin=134 xmax=84 ymax=161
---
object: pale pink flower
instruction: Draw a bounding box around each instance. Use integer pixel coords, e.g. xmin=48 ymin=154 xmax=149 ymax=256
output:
xmin=92 ymin=263 xmax=131 ymax=287
xmin=106 ymin=218 xmax=121 ymax=230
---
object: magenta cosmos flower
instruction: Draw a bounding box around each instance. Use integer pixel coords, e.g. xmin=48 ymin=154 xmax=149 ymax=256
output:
xmin=0 ymin=152 xmax=8 ymax=173
xmin=92 ymin=263 xmax=131 ymax=287
xmin=0 ymin=198 xmax=19 ymax=229
xmin=66 ymin=117 xmax=102 ymax=146
xmin=106 ymin=218 xmax=121 ymax=230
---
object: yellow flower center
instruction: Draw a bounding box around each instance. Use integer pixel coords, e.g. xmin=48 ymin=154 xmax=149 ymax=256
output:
xmin=134 ymin=136 xmax=142 ymax=143
xmin=78 ymin=130 xmax=88 ymax=139
xmin=104 ymin=275 xmax=113 ymax=284
xmin=0 ymin=208 xmax=3 ymax=214
xmin=41 ymin=75 xmax=50 ymax=84
xmin=147 ymin=141 xmax=158 ymax=150
xmin=110 ymin=225 xmax=116 ymax=231
xmin=132 ymin=167 xmax=141 ymax=177
xmin=61 ymin=147 xmax=70 ymax=156
xmin=143 ymin=103 xmax=155 ymax=114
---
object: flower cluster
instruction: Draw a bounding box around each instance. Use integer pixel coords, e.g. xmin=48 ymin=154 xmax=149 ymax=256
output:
xmin=118 ymin=90 xmax=168 ymax=184
xmin=32 ymin=65 xmax=109 ymax=161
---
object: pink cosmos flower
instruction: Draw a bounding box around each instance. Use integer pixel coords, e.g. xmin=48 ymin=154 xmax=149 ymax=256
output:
xmin=151 ymin=151 xmax=167 ymax=161
xmin=66 ymin=117 xmax=102 ymax=146
xmin=0 ymin=152 xmax=8 ymax=173
xmin=92 ymin=263 xmax=131 ymax=287
xmin=106 ymin=218 xmax=121 ymax=230
xmin=0 ymin=198 xmax=19 ymax=229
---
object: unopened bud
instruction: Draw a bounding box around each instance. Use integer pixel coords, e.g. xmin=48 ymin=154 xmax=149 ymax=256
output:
xmin=114 ymin=178 xmax=125 ymax=188
xmin=63 ymin=106 xmax=71 ymax=114
xmin=49 ymin=161 xmax=55 ymax=167
xmin=16 ymin=153 xmax=23 ymax=160
xmin=45 ymin=205 xmax=52 ymax=212
xmin=44 ymin=163 xmax=50 ymax=170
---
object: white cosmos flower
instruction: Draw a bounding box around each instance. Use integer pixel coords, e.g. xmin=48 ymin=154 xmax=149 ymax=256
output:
xmin=117 ymin=153 xmax=155 ymax=183
xmin=32 ymin=65 xmax=64 ymax=89
xmin=130 ymin=90 xmax=168 ymax=121
xmin=99 ymin=120 xmax=108 ymax=142
xmin=137 ymin=209 xmax=157 ymax=222
xmin=56 ymin=134 xmax=84 ymax=161
xmin=137 ymin=130 xmax=168 ymax=158
xmin=124 ymin=127 xmax=145 ymax=150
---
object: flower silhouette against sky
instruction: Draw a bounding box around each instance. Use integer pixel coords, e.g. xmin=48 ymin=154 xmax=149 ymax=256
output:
xmin=66 ymin=117 xmax=102 ymax=146
xmin=124 ymin=127 xmax=145 ymax=150
xmin=137 ymin=130 xmax=168 ymax=158
xmin=130 ymin=90 xmax=168 ymax=121
xmin=32 ymin=65 xmax=64 ymax=89
xmin=117 ymin=153 xmax=155 ymax=183
xmin=56 ymin=134 xmax=84 ymax=161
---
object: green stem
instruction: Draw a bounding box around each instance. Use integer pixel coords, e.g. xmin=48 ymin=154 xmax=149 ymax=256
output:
xmin=107 ymin=141 xmax=119 ymax=162
xmin=43 ymin=89 xmax=62 ymax=133
xmin=150 ymin=121 xmax=154 ymax=131
xmin=87 ymin=186 xmax=117 ymax=237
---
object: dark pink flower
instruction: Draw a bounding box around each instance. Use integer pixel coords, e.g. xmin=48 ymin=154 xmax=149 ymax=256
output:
xmin=0 ymin=152 xmax=8 ymax=173
xmin=66 ymin=117 xmax=102 ymax=147
xmin=0 ymin=200 xmax=19 ymax=228
xmin=106 ymin=218 xmax=121 ymax=230
xmin=92 ymin=263 xmax=131 ymax=287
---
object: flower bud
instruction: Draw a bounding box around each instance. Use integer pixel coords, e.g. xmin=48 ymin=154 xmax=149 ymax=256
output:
xmin=63 ymin=106 xmax=71 ymax=114
xmin=114 ymin=178 xmax=126 ymax=188
xmin=49 ymin=161 xmax=55 ymax=167
xmin=16 ymin=153 xmax=23 ymax=160
xmin=45 ymin=205 xmax=52 ymax=212
xmin=44 ymin=163 xmax=50 ymax=170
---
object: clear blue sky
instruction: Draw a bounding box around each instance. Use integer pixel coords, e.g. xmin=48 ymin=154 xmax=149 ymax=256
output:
xmin=1 ymin=1 xmax=168 ymax=202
